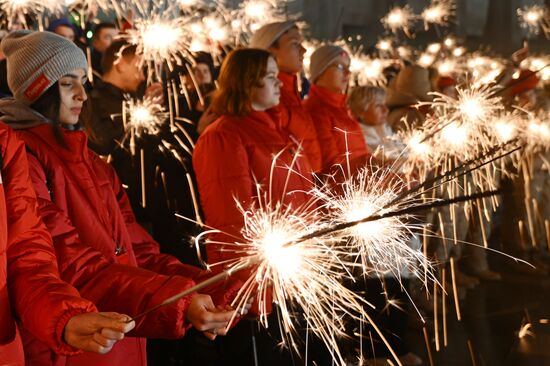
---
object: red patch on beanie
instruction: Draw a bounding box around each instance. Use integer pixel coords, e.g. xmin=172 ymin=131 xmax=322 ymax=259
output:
xmin=24 ymin=74 xmax=50 ymax=102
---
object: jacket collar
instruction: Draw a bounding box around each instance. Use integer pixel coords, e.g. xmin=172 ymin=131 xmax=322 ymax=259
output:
xmin=309 ymin=84 xmax=347 ymax=109
xmin=247 ymin=110 xmax=279 ymax=131
xmin=278 ymin=72 xmax=298 ymax=94
xmin=24 ymin=123 xmax=88 ymax=163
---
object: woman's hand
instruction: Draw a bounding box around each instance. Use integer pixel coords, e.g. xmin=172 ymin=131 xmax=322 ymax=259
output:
xmin=186 ymin=294 xmax=237 ymax=340
xmin=63 ymin=312 xmax=135 ymax=354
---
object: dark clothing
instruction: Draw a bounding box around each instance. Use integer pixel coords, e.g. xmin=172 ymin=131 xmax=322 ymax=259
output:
xmin=88 ymin=80 xmax=201 ymax=260
xmin=91 ymin=48 xmax=103 ymax=77
xmin=0 ymin=59 xmax=11 ymax=98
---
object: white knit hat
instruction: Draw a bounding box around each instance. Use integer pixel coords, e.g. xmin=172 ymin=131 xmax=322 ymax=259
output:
xmin=309 ymin=44 xmax=348 ymax=83
xmin=249 ymin=21 xmax=296 ymax=49
xmin=1 ymin=30 xmax=88 ymax=104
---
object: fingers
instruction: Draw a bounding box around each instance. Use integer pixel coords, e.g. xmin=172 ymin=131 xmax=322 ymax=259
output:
xmin=92 ymin=332 xmax=117 ymax=352
xmin=96 ymin=312 xmax=135 ymax=334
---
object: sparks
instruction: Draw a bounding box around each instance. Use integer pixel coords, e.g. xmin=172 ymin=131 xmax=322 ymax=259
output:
xmin=122 ymin=97 xmax=166 ymax=155
xmin=381 ymin=5 xmax=416 ymax=35
xmin=421 ymin=0 xmax=455 ymax=29
xmin=517 ymin=5 xmax=549 ymax=36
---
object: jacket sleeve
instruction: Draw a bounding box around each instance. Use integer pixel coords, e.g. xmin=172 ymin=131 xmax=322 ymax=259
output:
xmin=3 ymin=128 xmax=95 ymax=354
xmin=24 ymin=153 xmax=197 ymax=339
xmin=99 ymin=154 xmax=242 ymax=308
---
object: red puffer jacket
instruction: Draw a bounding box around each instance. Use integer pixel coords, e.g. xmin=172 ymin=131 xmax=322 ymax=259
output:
xmin=276 ymin=72 xmax=322 ymax=173
xmin=0 ymin=122 xmax=95 ymax=366
xmin=193 ymin=110 xmax=313 ymax=288
xmin=303 ymin=85 xmax=369 ymax=173
xmin=15 ymin=124 xmax=238 ymax=366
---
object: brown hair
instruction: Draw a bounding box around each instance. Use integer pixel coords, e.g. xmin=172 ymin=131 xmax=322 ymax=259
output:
xmin=102 ymin=40 xmax=138 ymax=74
xmin=210 ymin=48 xmax=272 ymax=117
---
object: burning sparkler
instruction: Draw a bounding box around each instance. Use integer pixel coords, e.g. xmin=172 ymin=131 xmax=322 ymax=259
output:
xmin=0 ymin=0 xmax=64 ymax=27
xmin=381 ymin=5 xmax=416 ymax=36
xmin=517 ymin=5 xmax=549 ymax=36
xmin=122 ymin=0 xmax=191 ymax=79
xmin=122 ymin=97 xmax=166 ymax=155
xmin=421 ymin=0 xmax=455 ymax=30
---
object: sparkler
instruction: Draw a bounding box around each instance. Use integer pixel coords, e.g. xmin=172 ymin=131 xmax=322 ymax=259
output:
xmin=230 ymin=0 xmax=287 ymax=40
xmin=0 ymin=0 xmax=64 ymax=27
xmin=421 ymin=0 xmax=455 ymax=30
xmin=517 ymin=5 xmax=549 ymax=36
xmin=122 ymin=97 xmax=166 ymax=156
xmin=313 ymin=167 xmax=434 ymax=285
xmin=381 ymin=5 xmax=416 ymax=36
xmin=122 ymin=0 xmax=191 ymax=79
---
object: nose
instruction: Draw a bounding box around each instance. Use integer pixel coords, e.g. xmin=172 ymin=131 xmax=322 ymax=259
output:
xmin=75 ymin=83 xmax=87 ymax=102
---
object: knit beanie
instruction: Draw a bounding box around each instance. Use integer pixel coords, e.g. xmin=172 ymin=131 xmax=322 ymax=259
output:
xmin=1 ymin=30 xmax=88 ymax=104
xmin=249 ymin=21 xmax=296 ymax=49
xmin=309 ymin=44 xmax=348 ymax=83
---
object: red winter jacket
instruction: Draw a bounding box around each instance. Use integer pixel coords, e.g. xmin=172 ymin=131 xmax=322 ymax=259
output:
xmin=193 ymin=110 xmax=313 ymax=287
xmin=14 ymin=124 xmax=238 ymax=366
xmin=304 ymin=85 xmax=369 ymax=173
xmin=275 ymin=72 xmax=322 ymax=172
xmin=0 ymin=122 xmax=95 ymax=365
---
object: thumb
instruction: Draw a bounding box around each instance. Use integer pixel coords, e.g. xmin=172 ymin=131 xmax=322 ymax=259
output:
xmin=96 ymin=312 xmax=135 ymax=333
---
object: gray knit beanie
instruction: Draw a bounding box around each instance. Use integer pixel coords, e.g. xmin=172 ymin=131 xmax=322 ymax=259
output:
xmin=249 ymin=21 xmax=296 ymax=49
xmin=1 ymin=30 xmax=88 ymax=104
xmin=309 ymin=44 xmax=348 ymax=83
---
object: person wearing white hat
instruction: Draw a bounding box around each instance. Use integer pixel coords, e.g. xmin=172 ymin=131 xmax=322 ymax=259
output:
xmin=250 ymin=21 xmax=323 ymax=172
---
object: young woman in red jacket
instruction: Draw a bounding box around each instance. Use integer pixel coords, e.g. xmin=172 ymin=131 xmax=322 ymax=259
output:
xmin=0 ymin=30 xmax=240 ymax=366
xmin=303 ymin=44 xmax=369 ymax=174
xmin=193 ymin=48 xmax=314 ymax=366
xmin=0 ymin=122 xmax=134 ymax=365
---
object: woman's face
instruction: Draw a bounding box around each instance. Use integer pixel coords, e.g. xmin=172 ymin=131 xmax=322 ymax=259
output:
xmin=250 ymin=57 xmax=281 ymax=111
xmin=361 ymin=95 xmax=388 ymax=126
xmin=316 ymin=53 xmax=351 ymax=94
xmin=58 ymin=69 xmax=88 ymax=125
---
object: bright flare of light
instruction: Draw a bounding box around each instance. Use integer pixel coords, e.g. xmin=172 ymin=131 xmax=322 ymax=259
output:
xmin=382 ymin=5 xmax=416 ymax=34
xmin=418 ymin=53 xmax=435 ymax=68
xmin=494 ymin=119 xmax=518 ymax=143
xmin=0 ymin=0 xmax=64 ymax=25
xmin=427 ymin=42 xmax=442 ymax=54
xmin=314 ymin=167 xmax=434 ymax=281
xmin=228 ymin=198 xmax=369 ymax=366
xmin=441 ymin=122 xmax=469 ymax=147
xmin=376 ymin=38 xmax=392 ymax=52
xmin=422 ymin=0 xmax=455 ymax=29
xmin=517 ymin=5 xmax=548 ymax=35
xmin=123 ymin=97 xmax=166 ymax=155
xmin=125 ymin=13 xmax=189 ymax=77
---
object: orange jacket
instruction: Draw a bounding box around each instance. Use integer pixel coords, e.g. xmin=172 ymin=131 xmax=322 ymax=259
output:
xmin=0 ymin=122 xmax=95 ymax=365
xmin=275 ymin=72 xmax=322 ymax=172
xmin=304 ymin=85 xmax=369 ymax=173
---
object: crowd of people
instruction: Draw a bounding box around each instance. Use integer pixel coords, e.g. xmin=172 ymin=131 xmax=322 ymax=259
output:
xmin=0 ymin=8 xmax=549 ymax=366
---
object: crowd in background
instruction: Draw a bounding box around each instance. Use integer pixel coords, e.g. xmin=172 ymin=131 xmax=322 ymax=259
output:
xmin=0 ymin=6 xmax=549 ymax=366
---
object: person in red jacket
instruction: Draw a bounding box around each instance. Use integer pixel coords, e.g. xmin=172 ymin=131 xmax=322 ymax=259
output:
xmin=0 ymin=30 xmax=241 ymax=366
xmin=0 ymin=121 xmax=136 ymax=365
xmin=193 ymin=48 xmax=314 ymax=366
xmin=250 ymin=21 xmax=323 ymax=172
xmin=303 ymin=44 xmax=369 ymax=174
